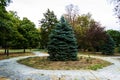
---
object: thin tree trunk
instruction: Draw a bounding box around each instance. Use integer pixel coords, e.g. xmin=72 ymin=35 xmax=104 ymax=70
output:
xmin=6 ymin=49 xmax=9 ymax=56
xmin=23 ymin=48 xmax=26 ymax=53
xmin=4 ymin=48 xmax=7 ymax=55
xmin=4 ymin=42 xmax=7 ymax=55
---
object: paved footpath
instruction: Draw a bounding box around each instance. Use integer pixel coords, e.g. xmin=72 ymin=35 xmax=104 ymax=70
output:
xmin=0 ymin=52 xmax=120 ymax=80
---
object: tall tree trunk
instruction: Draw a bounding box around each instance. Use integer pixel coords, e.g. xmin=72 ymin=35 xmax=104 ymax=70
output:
xmin=6 ymin=49 xmax=9 ymax=56
xmin=4 ymin=42 xmax=7 ymax=55
xmin=4 ymin=48 xmax=7 ymax=55
xmin=23 ymin=48 xmax=26 ymax=53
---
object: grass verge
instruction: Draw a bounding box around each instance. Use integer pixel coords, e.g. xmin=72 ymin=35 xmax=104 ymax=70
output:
xmin=0 ymin=52 xmax=34 ymax=60
xmin=0 ymin=49 xmax=32 ymax=53
xmin=78 ymin=51 xmax=120 ymax=56
xmin=18 ymin=56 xmax=111 ymax=70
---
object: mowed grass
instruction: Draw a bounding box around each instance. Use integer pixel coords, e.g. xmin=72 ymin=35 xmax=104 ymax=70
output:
xmin=0 ymin=49 xmax=32 ymax=53
xmin=18 ymin=56 xmax=111 ymax=70
xmin=0 ymin=49 xmax=34 ymax=60
xmin=32 ymin=49 xmax=48 ymax=52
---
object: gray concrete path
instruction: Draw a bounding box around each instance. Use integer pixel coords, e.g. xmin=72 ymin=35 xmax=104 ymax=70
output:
xmin=0 ymin=52 xmax=120 ymax=80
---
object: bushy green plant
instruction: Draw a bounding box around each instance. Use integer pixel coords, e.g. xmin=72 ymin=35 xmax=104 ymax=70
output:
xmin=47 ymin=16 xmax=78 ymax=61
xmin=86 ymin=55 xmax=92 ymax=63
xmin=101 ymin=35 xmax=115 ymax=55
xmin=117 ymin=44 xmax=120 ymax=53
xmin=114 ymin=46 xmax=120 ymax=53
xmin=88 ymin=64 xmax=103 ymax=70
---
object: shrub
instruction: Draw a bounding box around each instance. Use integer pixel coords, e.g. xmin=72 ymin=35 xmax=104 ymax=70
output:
xmin=114 ymin=47 xmax=120 ymax=53
xmin=101 ymin=35 xmax=115 ymax=55
xmin=88 ymin=64 xmax=103 ymax=70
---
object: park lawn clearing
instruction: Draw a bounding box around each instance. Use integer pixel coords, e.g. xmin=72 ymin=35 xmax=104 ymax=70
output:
xmin=18 ymin=56 xmax=111 ymax=70
xmin=0 ymin=49 xmax=32 ymax=53
xmin=0 ymin=52 xmax=34 ymax=60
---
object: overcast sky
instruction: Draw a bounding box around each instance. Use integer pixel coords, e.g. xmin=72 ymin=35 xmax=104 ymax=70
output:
xmin=6 ymin=0 xmax=120 ymax=30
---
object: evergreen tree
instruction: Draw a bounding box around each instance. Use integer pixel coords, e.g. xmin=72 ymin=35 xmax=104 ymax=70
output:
xmin=40 ymin=9 xmax=58 ymax=49
xmin=101 ymin=35 xmax=115 ymax=55
xmin=107 ymin=29 xmax=120 ymax=46
xmin=48 ymin=16 xmax=78 ymax=61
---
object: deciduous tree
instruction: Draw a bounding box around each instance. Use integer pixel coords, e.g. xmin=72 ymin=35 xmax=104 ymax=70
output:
xmin=110 ymin=0 xmax=120 ymax=21
xmin=74 ymin=13 xmax=94 ymax=50
xmin=0 ymin=0 xmax=12 ymax=55
xmin=86 ymin=21 xmax=107 ymax=52
xmin=64 ymin=4 xmax=79 ymax=27
xmin=18 ymin=17 xmax=39 ymax=52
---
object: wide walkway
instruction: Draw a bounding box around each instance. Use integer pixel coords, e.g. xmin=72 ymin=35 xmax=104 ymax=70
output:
xmin=0 ymin=52 xmax=120 ymax=80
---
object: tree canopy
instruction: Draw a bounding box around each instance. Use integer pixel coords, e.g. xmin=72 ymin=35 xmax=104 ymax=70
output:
xmin=107 ymin=29 xmax=120 ymax=46
xmin=39 ymin=9 xmax=58 ymax=49
xmin=18 ymin=17 xmax=39 ymax=52
xmin=0 ymin=2 xmax=118 ymax=56
xmin=111 ymin=0 xmax=120 ymax=21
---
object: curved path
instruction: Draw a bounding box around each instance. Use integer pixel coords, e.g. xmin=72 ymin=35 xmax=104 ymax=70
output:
xmin=0 ymin=52 xmax=120 ymax=80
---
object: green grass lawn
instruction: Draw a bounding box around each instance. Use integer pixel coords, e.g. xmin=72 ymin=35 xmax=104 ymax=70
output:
xmin=0 ymin=49 xmax=34 ymax=60
xmin=32 ymin=49 xmax=48 ymax=53
xmin=0 ymin=49 xmax=48 ymax=60
xmin=0 ymin=49 xmax=32 ymax=53
xmin=0 ymin=52 xmax=34 ymax=60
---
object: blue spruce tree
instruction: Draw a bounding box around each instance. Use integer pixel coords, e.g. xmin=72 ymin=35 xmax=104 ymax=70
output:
xmin=101 ymin=35 xmax=115 ymax=55
xmin=48 ymin=16 xmax=78 ymax=61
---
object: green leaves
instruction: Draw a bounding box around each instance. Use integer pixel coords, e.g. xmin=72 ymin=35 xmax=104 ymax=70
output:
xmin=107 ymin=30 xmax=120 ymax=46
xmin=40 ymin=9 xmax=58 ymax=49
xmin=101 ymin=35 xmax=115 ymax=55
xmin=18 ymin=17 xmax=40 ymax=49
xmin=0 ymin=0 xmax=12 ymax=7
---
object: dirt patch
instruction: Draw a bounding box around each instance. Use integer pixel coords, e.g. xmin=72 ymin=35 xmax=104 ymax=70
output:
xmin=0 ymin=77 xmax=10 ymax=80
xmin=18 ymin=56 xmax=111 ymax=70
